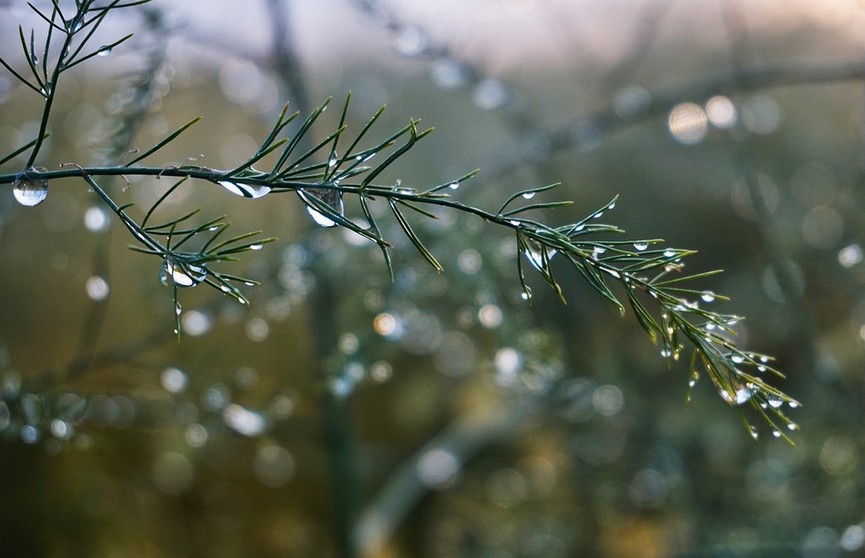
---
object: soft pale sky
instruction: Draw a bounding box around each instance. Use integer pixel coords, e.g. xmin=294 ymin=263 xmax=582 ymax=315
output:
xmin=155 ymin=0 xmax=865 ymax=71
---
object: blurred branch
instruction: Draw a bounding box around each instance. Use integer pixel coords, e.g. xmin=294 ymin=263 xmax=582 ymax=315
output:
xmin=353 ymin=395 xmax=544 ymax=555
xmin=485 ymin=58 xmax=865 ymax=179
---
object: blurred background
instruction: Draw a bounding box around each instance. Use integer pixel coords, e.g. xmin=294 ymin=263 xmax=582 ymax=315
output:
xmin=1 ymin=0 xmax=865 ymax=556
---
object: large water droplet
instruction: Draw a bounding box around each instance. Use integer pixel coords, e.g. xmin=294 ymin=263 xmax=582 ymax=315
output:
xmin=160 ymin=259 xmax=207 ymax=288
xmin=633 ymin=242 xmax=649 ymax=251
xmin=303 ymin=188 xmax=344 ymax=228
xmin=523 ymin=238 xmax=555 ymax=270
xmin=522 ymin=192 xmax=536 ymax=200
xmin=12 ymin=171 xmax=48 ymax=207
xmin=96 ymin=45 xmax=112 ymax=57
xmin=735 ymin=386 xmax=753 ymax=404
xmin=767 ymin=395 xmax=784 ymax=409
xmin=218 ymin=180 xmax=271 ymax=199
xmin=700 ymin=290 xmax=716 ymax=302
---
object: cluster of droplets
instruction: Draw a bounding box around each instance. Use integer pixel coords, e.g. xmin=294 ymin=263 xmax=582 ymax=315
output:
xmin=160 ymin=257 xmax=207 ymax=289
xmin=159 ymin=365 xmax=296 ymax=448
xmin=0 ymin=371 xmax=88 ymax=450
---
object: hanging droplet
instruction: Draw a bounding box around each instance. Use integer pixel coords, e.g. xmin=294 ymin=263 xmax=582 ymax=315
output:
xmin=522 ymin=192 xmax=536 ymax=200
xmin=520 ymin=286 xmax=532 ymax=300
xmin=523 ymin=238 xmax=554 ymax=270
xmin=161 ymin=259 xmax=207 ymax=288
xmin=731 ymin=354 xmax=745 ymax=364
xmin=250 ymin=243 xmax=264 ymax=251
xmin=767 ymin=395 xmax=784 ymax=409
xmin=448 ymin=182 xmax=460 ymax=190
xmin=633 ymin=242 xmax=649 ymax=251
xmin=720 ymin=384 xmax=753 ymax=405
xmin=302 ymin=188 xmax=344 ymax=228
xmin=96 ymin=45 xmax=112 ymax=57
xmin=749 ymin=426 xmax=759 ymax=440
xmin=218 ymin=180 xmax=272 ymax=199
xmin=788 ymin=401 xmax=800 ymax=409
xmin=12 ymin=171 xmax=48 ymax=207
xmin=700 ymin=290 xmax=716 ymax=303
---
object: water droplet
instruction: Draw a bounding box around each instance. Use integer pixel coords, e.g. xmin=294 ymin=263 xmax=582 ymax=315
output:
xmin=668 ymin=102 xmax=708 ymax=145
xmin=254 ymin=444 xmax=296 ymax=487
xmin=448 ymin=182 xmax=460 ymax=190
xmin=772 ymin=430 xmax=782 ymax=438
xmin=20 ymin=425 xmax=39 ymax=444
xmin=787 ymin=422 xmax=799 ymax=431
xmin=522 ymin=192 xmax=536 ymax=200
xmin=302 ymin=188 xmax=344 ymax=228
xmin=430 ymin=58 xmax=469 ymax=89
xmin=520 ymin=287 xmax=532 ymax=300
xmin=788 ymin=401 xmax=800 ymax=409
xmin=838 ymin=244 xmax=863 ymax=268
xmin=633 ymin=242 xmax=649 ymax=251
xmin=749 ymin=426 xmax=759 ymax=440
xmin=85 ymin=275 xmax=110 ymax=301
xmin=721 ymin=384 xmax=753 ymax=405
xmin=523 ymin=239 xmax=554 ymax=270
xmin=705 ymin=322 xmax=717 ymax=331
xmin=250 ymin=243 xmax=264 ymax=251
xmin=96 ymin=45 xmax=112 ymax=56
xmin=392 ymin=25 xmax=428 ymax=56
xmin=223 ymin=403 xmax=266 ymax=436
xmin=663 ymin=249 xmax=676 ymax=258
xmin=417 ymin=448 xmax=460 ymax=489
xmin=160 ymin=259 xmax=206 ymax=288
xmin=181 ymin=310 xmax=212 ymax=337
xmin=757 ymin=365 xmax=766 ymax=372
xmin=660 ymin=347 xmax=672 ymax=358
xmin=84 ymin=206 xmax=110 ymax=232
xmin=328 ymin=156 xmax=338 ymax=168
xmin=218 ymin=180 xmax=271 ymax=199
xmin=700 ymin=290 xmax=716 ymax=303
xmin=767 ymin=395 xmax=784 ymax=409
xmin=12 ymin=171 xmax=48 ymax=207
xmin=731 ymin=354 xmax=745 ymax=364
xmin=472 ymin=79 xmax=508 ymax=110
xmin=51 ymin=419 xmax=71 ymax=439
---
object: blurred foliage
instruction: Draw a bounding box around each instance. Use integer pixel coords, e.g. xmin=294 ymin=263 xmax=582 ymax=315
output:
xmin=1 ymin=1 xmax=865 ymax=557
